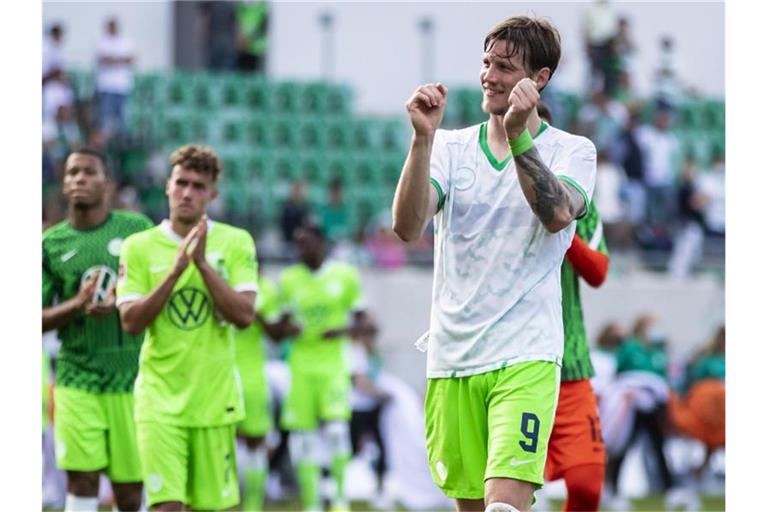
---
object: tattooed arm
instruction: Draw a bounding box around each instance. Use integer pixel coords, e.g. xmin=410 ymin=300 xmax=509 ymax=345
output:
xmin=503 ymin=78 xmax=590 ymax=233
xmin=514 ymin=146 xmax=586 ymax=233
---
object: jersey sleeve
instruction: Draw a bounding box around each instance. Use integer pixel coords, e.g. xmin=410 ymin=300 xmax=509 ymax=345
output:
xmin=42 ymin=242 xmax=59 ymax=307
xmin=228 ymin=231 xmax=259 ymax=293
xmin=576 ymin=204 xmax=609 ymax=257
xmin=115 ymin=234 xmax=149 ymax=306
xmin=553 ymin=138 xmax=598 ymax=217
xmin=430 ymin=129 xmax=451 ymax=212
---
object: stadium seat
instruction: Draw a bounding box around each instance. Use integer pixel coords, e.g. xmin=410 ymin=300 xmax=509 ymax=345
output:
xmin=271 ymin=150 xmax=302 ymax=181
xmin=297 ymin=154 xmax=328 ymax=186
xmin=380 ymin=155 xmax=404 ymax=187
xmin=243 ymin=78 xmax=271 ymax=112
xmin=325 ymin=118 xmax=354 ymax=149
xmin=271 ymin=115 xmax=300 ymax=148
xmin=326 ymin=83 xmax=353 ymax=114
xmin=298 ymin=117 xmax=328 ymax=149
xmin=244 ymin=115 xmax=272 ymax=148
xmin=272 ymin=81 xmax=301 ymax=114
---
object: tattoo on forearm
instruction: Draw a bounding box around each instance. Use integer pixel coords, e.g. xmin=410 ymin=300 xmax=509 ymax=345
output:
xmin=513 ymin=147 xmax=569 ymax=223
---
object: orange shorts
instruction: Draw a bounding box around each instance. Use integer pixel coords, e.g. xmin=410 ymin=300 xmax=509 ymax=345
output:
xmin=545 ymin=379 xmax=605 ymax=481
xmin=669 ymin=379 xmax=725 ymax=449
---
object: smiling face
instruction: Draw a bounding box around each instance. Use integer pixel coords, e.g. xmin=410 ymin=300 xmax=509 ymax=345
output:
xmin=479 ymin=16 xmax=561 ymax=115
xmin=62 ymin=152 xmax=108 ymax=209
xmin=480 ymin=39 xmax=533 ymax=116
xmin=166 ymin=165 xmax=218 ymax=225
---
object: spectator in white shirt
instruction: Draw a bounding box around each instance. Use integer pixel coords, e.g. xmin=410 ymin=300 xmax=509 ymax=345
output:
xmin=94 ymin=17 xmax=135 ymax=140
xmin=42 ymin=23 xmax=75 ymax=123
xmin=636 ymin=107 xmax=682 ymax=229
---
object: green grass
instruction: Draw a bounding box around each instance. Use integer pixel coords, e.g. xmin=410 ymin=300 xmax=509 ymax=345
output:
xmin=545 ymin=495 xmax=725 ymax=512
xmin=45 ymin=494 xmax=726 ymax=512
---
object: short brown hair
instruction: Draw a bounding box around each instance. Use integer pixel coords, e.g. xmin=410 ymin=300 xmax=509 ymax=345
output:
xmin=169 ymin=144 xmax=222 ymax=182
xmin=484 ymin=16 xmax=561 ymax=82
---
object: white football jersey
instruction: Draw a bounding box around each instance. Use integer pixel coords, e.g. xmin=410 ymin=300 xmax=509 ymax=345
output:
xmin=426 ymin=121 xmax=597 ymax=378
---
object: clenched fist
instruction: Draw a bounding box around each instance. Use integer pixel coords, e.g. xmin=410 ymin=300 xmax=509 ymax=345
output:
xmin=405 ymin=83 xmax=448 ymax=136
xmin=503 ymin=78 xmax=539 ymax=139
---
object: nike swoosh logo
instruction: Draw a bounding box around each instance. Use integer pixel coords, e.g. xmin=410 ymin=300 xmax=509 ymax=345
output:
xmin=60 ymin=249 xmax=78 ymax=262
xmin=509 ymin=459 xmax=535 ymax=467
xmin=150 ymin=264 xmax=169 ymax=273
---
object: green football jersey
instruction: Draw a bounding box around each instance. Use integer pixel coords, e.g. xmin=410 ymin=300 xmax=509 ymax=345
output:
xmin=278 ymin=261 xmax=363 ymax=373
xmin=116 ymin=220 xmax=258 ymax=427
xmin=42 ymin=211 xmax=153 ymax=392
xmin=616 ymin=337 xmax=668 ymax=377
xmin=560 ymin=204 xmax=608 ymax=381
xmin=235 ymin=275 xmax=280 ymax=367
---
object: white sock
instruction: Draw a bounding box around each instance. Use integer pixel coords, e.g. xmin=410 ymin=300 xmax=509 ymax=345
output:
xmin=485 ymin=502 xmax=520 ymax=512
xmin=64 ymin=493 xmax=98 ymax=512
xmin=242 ymin=443 xmax=268 ymax=472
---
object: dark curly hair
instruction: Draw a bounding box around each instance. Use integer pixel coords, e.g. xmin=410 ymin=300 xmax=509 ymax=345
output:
xmin=169 ymin=144 xmax=222 ymax=182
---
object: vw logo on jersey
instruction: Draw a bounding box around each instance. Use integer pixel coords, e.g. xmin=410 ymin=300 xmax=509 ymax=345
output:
xmin=167 ymin=287 xmax=211 ymax=330
xmin=454 ymin=165 xmax=476 ymax=191
xmin=81 ymin=265 xmax=118 ymax=303
xmin=107 ymin=238 xmax=124 ymax=257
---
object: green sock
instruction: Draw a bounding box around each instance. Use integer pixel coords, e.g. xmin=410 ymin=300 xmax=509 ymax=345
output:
xmin=243 ymin=468 xmax=266 ymax=511
xmin=296 ymin=461 xmax=320 ymax=509
xmin=330 ymin=452 xmax=350 ymax=501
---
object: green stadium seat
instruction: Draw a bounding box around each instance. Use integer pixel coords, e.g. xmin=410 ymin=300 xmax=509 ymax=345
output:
xmin=272 ymin=81 xmax=301 ymax=113
xmin=702 ymin=100 xmax=725 ymax=131
xmin=271 ymin=150 xmax=302 ymax=181
xmin=325 ymin=118 xmax=353 ymax=149
xmin=244 ymin=151 xmax=275 ymax=184
xmin=132 ymin=73 xmax=162 ymax=105
xmin=164 ymin=73 xmax=196 ymax=109
xmin=326 ymin=84 xmax=353 ymax=114
xmin=379 ymin=118 xmax=406 ymax=152
xmin=267 ymin=115 xmax=299 ymax=148
xmin=380 ymin=155 xmax=403 ymax=186
xmin=301 ymin=82 xmax=329 ymax=114
xmin=325 ymin=152 xmax=354 ymax=186
xmin=245 ymin=115 xmax=272 ymax=148
xmin=243 ymin=78 xmax=271 ymax=112
xmin=219 ymin=75 xmax=247 ymax=109
xmin=298 ymin=117 xmax=327 ymax=149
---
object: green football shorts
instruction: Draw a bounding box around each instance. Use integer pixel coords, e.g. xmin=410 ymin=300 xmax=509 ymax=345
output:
xmin=280 ymin=369 xmax=351 ymax=431
xmin=53 ymin=386 xmax=142 ymax=482
xmin=136 ymin=421 xmax=239 ymax=510
xmin=237 ymin=360 xmax=273 ymax=437
xmin=425 ymin=361 xmax=561 ymax=499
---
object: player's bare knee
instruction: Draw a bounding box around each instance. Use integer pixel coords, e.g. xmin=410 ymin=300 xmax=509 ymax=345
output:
xmin=484 ymin=478 xmax=534 ymax=512
xmin=67 ymin=470 xmax=100 ymax=496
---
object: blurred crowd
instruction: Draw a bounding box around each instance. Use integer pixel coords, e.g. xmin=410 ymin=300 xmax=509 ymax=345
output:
xmin=42 ymin=1 xmax=724 ymax=276
xmin=546 ymin=0 xmax=725 ymax=277
xmin=590 ymin=317 xmax=725 ymax=510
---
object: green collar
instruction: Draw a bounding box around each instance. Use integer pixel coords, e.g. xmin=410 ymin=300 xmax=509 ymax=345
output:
xmin=479 ymin=121 xmax=549 ymax=171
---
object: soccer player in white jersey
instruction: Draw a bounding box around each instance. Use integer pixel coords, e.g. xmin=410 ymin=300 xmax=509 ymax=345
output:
xmin=392 ymin=16 xmax=597 ymax=512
